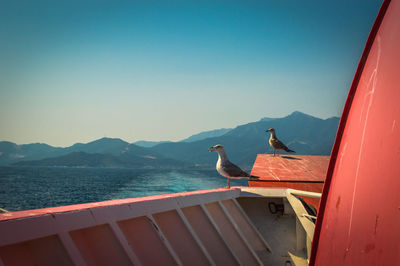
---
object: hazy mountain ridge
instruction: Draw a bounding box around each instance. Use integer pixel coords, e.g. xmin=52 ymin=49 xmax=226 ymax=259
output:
xmin=0 ymin=141 xmax=64 ymax=165
xmin=1 ymin=111 xmax=340 ymax=168
xmin=150 ymin=111 xmax=339 ymax=167
xmin=180 ymin=128 xmax=232 ymax=143
xmin=133 ymin=128 xmax=232 ymax=147
xmin=133 ymin=140 xmax=172 ymax=148
xmin=0 ymin=138 xmax=169 ymax=167
xmin=65 ymin=138 xmax=129 ymax=156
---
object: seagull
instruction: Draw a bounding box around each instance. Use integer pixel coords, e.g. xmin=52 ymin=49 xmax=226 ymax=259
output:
xmin=209 ymin=144 xmax=259 ymax=188
xmin=266 ymin=128 xmax=295 ymax=156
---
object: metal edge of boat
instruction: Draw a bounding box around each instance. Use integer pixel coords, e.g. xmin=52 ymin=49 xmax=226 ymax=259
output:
xmin=0 ymin=187 xmax=320 ymax=266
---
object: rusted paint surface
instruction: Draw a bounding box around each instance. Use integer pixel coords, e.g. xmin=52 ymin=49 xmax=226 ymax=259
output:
xmin=250 ymin=154 xmax=330 ymax=182
xmin=249 ymin=154 xmax=329 ymax=209
xmin=311 ymin=0 xmax=400 ymax=265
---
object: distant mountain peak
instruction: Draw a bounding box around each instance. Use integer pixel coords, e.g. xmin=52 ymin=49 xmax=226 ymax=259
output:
xmin=286 ymin=111 xmax=340 ymax=121
xmin=261 ymin=111 xmax=316 ymax=122
xmin=284 ymin=111 xmax=321 ymax=120
xmin=92 ymin=137 xmax=128 ymax=143
xmin=288 ymin=110 xmax=310 ymax=117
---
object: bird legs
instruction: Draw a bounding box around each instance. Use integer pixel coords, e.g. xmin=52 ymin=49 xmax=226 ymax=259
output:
xmin=226 ymin=178 xmax=231 ymax=189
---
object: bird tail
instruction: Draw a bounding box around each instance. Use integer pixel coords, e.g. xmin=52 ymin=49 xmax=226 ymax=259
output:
xmin=285 ymin=147 xmax=295 ymax=153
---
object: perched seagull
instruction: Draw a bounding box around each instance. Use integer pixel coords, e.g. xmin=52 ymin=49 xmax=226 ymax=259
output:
xmin=209 ymin=144 xmax=259 ymax=188
xmin=266 ymin=128 xmax=295 ymax=156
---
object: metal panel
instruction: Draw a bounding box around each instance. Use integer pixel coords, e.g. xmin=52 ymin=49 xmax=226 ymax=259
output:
xmin=108 ymin=222 xmax=143 ymax=266
xmin=217 ymin=201 xmax=263 ymax=265
xmin=117 ymin=216 xmax=177 ymax=266
xmin=153 ymin=210 xmax=210 ymax=266
xmin=146 ymin=215 xmax=183 ymax=266
xmin=58 ymin=232 xmax=88 ymax=266
xmin=204 ymin=202 xmax=260 ymax=266
xmin=222 ymin=199 xmax=272 ymax=254
xmin=69 ymin=224 xmax=132 ymax=266
xmin=0 ymin=235 xmax=74 ymax=266
xmin=311 ymin=0 xmax=400 ymax=265
xmin=175 ymin=208 xmax=216 ymax=265
xmin=181 ymin=205 xmax=239 ymax=266
xmin=236 ymin=197 xmax=299 ymax=265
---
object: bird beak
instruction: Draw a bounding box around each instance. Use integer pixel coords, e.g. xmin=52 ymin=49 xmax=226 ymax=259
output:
xmin=209 ymin=146 xmax=215 ymax=152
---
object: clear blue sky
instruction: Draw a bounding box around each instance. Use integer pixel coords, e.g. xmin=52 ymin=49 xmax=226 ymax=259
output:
xmin=0 ymin=0 xmax=381 ymax=147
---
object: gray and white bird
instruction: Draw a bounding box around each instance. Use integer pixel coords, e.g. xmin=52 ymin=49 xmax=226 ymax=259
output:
xmin=209 ymin=144 xmax=258 ymax=188
xmin=266 ymin=128 xmax=295 ymax=156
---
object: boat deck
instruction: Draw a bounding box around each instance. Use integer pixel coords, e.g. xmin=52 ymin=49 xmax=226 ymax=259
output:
xmin=0 ymin=187 xmax=318 ymax=266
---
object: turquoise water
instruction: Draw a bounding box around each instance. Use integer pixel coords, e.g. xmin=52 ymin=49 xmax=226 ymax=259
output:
xmin=0 ymin=167 xmax=248 ymax=211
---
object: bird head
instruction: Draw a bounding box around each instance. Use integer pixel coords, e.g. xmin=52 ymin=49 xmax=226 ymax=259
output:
xmin=266 ymin=128 xmax=275 ymax=133
xmin=209 ymin=144 xmax=224 ymax=152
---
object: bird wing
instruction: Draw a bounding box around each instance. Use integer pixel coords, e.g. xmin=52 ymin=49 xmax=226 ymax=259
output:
xmin=271 ymin=138 xmax=289 ymax=150
xmin=220 ymin=161 xmax=250 ymax=178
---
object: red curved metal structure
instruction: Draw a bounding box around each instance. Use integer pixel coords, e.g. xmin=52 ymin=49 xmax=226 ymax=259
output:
xmin=310 ymin=0 xmax=400 ymax=264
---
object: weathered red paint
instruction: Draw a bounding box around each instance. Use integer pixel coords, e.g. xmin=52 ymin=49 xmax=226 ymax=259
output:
xmin=311 ymin=0 xmax=400 ymax=265
xmin=250 ymin=154 xmax=329 ymax=209
xmin=0 ymin=188 xmax=232 ymax=222
xmin=250 ymin=154 xmax=329 ymax=182
xmin=0 ymin=187 xmax=273 ymax=265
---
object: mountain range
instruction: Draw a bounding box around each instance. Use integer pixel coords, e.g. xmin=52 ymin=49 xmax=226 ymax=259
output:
xmin=0 ymin=111 xmax=340 ymax=168
xmin=133 ymin=128 xmax=232 ymax=147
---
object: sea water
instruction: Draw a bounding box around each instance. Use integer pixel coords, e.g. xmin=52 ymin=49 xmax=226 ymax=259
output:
xmin=0 ymin=167 xmax=248 ymax=211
